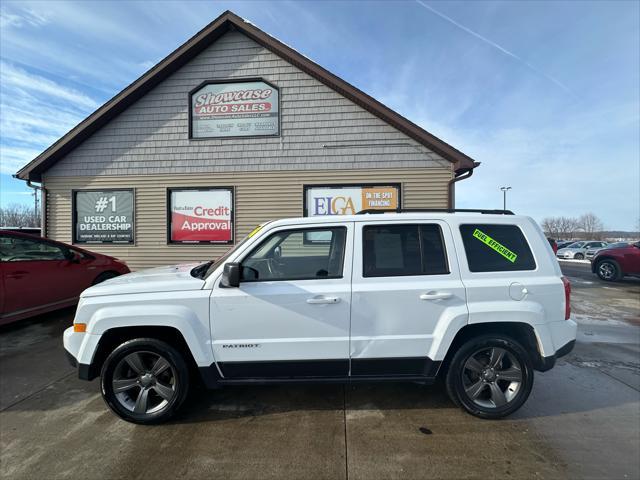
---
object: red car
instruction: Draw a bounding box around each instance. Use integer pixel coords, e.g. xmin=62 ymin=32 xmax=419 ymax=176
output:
xmin=592 ymin=241 xmax=640 ymax=281
xmin=0 ymin=231 xmax=129 ymax=325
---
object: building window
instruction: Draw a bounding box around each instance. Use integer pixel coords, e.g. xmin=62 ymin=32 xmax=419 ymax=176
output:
xmin=189 ymin=79 xmax=279 ymax=139
xmin=167 ymin=187 xmax=234 ymax=244
xmin=73 ymin=190 xmax=134 ymax=244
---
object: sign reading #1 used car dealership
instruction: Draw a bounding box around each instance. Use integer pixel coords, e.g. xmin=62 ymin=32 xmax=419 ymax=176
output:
xmin=73 ymin=190 xmax=134 ymax=244
xmin=168 ymin=188 xmax=233 ymax=244
xmin=304 ymin=184 xmax=400 ymax=216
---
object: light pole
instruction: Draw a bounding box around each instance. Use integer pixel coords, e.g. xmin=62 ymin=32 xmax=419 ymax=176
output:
xmin=500 ymin=186 xmax=512 ymax=212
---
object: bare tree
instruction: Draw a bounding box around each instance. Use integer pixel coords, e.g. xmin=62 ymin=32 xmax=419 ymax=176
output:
xmin=541 ymin=217 xmax=560 ymax=238
xmin=0 ymin=203 xmax=41 ymax=228
xmin=553 ymin=217 xmax=575 ymax=240
xmin=578 ymin=212 xmax=604 ymax=240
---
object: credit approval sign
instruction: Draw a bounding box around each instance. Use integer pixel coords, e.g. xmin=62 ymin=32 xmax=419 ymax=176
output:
xmin=190 ymin=80 xmax=279 ymax=138
xmin=169 ymin=188 xmax=233 ymax=244
xmin=304 ymin=184 xmax=400 ymax=217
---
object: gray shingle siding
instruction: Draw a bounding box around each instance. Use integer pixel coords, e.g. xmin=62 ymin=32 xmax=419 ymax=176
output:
xmin=47 ymin=30 xmax=448 ymax=177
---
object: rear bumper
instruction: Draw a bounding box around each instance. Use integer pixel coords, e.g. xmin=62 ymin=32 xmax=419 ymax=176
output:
xmin=537 ymin=339 xmax=575 ymax=372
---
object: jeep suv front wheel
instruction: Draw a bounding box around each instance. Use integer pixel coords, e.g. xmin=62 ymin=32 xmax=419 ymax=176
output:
xmin=445 ymin=335 xmax=533 ymax=419
xmin=100 ymin=338 xmax=190 ymax=424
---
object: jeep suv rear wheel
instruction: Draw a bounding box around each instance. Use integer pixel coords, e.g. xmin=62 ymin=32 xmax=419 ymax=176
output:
xmin=445 ymin=335 xmax=533 ymax=419
xmin=101 ymin=338 xmax=190 ymax=424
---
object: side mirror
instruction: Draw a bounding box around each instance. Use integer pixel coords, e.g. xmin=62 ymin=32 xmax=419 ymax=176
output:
xmin=221 ymin=262 xmax=240 ymax=288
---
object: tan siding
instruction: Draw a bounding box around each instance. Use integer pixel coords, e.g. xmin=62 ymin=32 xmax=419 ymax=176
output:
xmin=44 ymin=167 xmax=452 ymax=270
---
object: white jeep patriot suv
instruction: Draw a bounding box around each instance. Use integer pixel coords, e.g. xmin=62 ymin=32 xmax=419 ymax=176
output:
xmin=64 ymin=210 xmax=577 ymax=424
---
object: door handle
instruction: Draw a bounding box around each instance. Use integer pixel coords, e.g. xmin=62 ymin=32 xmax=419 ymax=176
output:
xmin=306 ymin=296 xmax=341 ymax=305
xmin=419 ymin=292 xmax=453 ymax=301
xmin=6 ymin=271 xmax=28 ymax=279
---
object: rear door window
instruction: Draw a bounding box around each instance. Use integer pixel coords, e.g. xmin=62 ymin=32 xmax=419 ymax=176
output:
xmin=459 ymin=224 xmax=536 ymax=272
xmin=363 ymin=224 xmax=449 ymax=277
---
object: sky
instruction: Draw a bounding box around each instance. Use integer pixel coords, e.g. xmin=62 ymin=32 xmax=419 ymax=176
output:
xmin=0 ymin=0 xmax=638 ymax=230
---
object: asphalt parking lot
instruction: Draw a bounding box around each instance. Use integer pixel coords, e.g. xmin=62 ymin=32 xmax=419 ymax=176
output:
xmin=1 ymin=261 xmax=638 ymax=479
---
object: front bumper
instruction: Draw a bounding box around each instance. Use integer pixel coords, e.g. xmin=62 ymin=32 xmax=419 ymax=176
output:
xmin=64 ymin=326 xmax=99 ymax=381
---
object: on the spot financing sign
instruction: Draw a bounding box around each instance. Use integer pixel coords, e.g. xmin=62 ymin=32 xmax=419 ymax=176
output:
xmin=305 ymin=185 xmax=400 ymax=216
xmin=169 ymin=188 xmax=233 ymax=244
xmin=191 ymin=80 xmax=279 ymax=138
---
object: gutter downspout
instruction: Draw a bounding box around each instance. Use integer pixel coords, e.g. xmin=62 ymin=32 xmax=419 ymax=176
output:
xmin=14 ymin=175 xmax=46 ymax=236
xmin=447 ymin=161 xmax=480 ymax=209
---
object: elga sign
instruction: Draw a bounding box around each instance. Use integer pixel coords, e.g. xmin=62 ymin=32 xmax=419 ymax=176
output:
xmin=169 ymin=188 xmax=233 ymax=244
xmin=305 ymin=185 xmax=400 ymax=216
xmin=74 ymin=190 xmax=134 ymax=244
xmin=190 ymin=80 xmax=279 ymax=138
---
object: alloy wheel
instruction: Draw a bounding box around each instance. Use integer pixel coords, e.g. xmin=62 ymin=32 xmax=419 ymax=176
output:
xmin=111 ymin=351 xmax=177 ymax=414
xmin=598 ymin=262 xmax=616 ymax=280
xmin=462 ymin=347 xmax=523 ymax=409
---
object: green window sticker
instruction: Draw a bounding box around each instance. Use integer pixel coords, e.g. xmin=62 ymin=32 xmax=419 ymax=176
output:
xmin=472 ymin=228 xmax=518 ymax=263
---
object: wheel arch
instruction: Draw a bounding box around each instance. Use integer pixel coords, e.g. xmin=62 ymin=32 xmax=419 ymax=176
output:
xmin=437 ymin=322 xmax=547 ymax=376
xmin=85 ymin=325 xmax=199 ymax=381
xmin=92 ymin=270 xmax=121 ymax=285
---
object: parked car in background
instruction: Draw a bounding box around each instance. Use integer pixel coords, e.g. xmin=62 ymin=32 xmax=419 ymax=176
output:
xmin=547 ymin=238 xmax=558 ymax=254
xmin=0 ymin=231 xmax=130 ymax=325
xmin=592 ymin=242 xmax=640 ymax=281
xmin=586 ymin=242 xmax=629 ymax=261
xmin=556 ymin=241 xmax=608 ymax=260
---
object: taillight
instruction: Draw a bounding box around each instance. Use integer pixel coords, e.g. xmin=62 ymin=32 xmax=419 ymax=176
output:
xmin=561 ymin=276 xmax=571 ymax=320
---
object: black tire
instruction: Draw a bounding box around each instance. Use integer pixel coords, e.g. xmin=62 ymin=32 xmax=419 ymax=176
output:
xmin=595 ymin=259 xmax=622 ymax=282
xmin=92 ymin=271 xmax=119 ymax=285
xmin=445 ymin=335 xmax=534 ymax=419
xmin=100 ymin=338 xmax=190 ymax=424
xmin=574 ymin=253 xmax=584 ymax=260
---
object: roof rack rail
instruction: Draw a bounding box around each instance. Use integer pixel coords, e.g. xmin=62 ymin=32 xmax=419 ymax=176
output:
xmin=356 ymin=208 xmax=515 ymax=215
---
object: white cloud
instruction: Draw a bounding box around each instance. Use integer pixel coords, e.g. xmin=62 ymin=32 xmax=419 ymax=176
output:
xmin=0 ymin=145 xmax=44 ymax=175
xmin=415 ymin=0 xmax=574 ymax=96
xmin=1 ymin=61 xmax=99 ymax=110
xmin=0 ymin=62 xmax=99 ymax=175
xmin=0 ymin=5 xmax=50 ymax=28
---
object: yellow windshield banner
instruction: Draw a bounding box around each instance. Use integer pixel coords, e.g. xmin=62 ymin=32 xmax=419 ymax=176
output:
xmin=472 ymin=228 xmax=518 ymax=263
xmin=247 ymin=224 xmax=263 ymax=238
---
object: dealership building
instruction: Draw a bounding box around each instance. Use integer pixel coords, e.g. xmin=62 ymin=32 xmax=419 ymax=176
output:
xmin=16 ymin=11 xmax=479 ymax=270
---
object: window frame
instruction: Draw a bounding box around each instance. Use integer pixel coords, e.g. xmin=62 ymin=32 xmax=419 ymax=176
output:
xmin=239 ymin=226 xmax=348 ymax=283
xmin=188 ymin=77 xmax=281 ymax=140
xmin=458 ymin=223 xmax=537 ymax=273
xmin=362 ymin=223 xmax=450 ymax=278
xmin=166 ymin=186 xmax=235 ymax=245
xmin=72 ymin=188 xmax=135 ymax=245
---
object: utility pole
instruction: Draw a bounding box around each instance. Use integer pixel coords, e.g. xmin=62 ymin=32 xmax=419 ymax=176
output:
xmin=500 ymin=186 xmax=511 ymax=212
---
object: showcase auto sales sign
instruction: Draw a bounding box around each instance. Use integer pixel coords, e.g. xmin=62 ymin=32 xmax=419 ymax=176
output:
xmin=170 ymin=189 xmax=233 ymax=243
xmin=191 ymin=80 xmax=279 ymax=138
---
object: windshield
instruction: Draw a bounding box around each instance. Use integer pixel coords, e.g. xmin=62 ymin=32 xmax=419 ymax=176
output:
xmin=610 ymin=242 xmax=629 ymax=248
xmin=567 ymin=242 xmax=585 ymax=248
